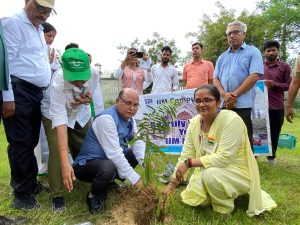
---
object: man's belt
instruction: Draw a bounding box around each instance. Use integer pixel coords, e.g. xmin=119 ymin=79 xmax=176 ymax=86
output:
xmin=11 ymin=75 xmax=46 ymax=91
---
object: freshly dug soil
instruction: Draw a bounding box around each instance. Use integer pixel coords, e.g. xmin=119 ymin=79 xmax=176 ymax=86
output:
xmin=105 ymin=186 xmax=158 ymax=225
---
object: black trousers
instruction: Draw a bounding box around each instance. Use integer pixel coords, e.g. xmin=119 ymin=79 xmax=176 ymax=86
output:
xmin=2 ymin=79 xmax=44 ymax=197
xmin=74 ymin=149 xmax=139 ymax=198
xmin=268 ymin=109 xmax=284 ymax=159
xmin=231 ymin=108 xmax=253 ymax=150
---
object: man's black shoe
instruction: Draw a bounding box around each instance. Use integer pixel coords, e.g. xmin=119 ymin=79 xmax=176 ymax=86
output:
xmin=86 ymin=193 xmax=105 ymax=214
xmin=12 ymin=195 xmax=39 ymax=209
xmin=52 ymin=197 xmax=65 ymax=212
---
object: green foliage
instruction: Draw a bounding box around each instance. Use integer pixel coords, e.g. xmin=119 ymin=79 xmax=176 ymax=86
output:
xmin=187 ymin=1 xmax=299 ymax=64
xmin=257 ymin=0 xmax=300 ymax=61
xmin=117 ymin=32 xmax=182 ymax=67
xmin=187 ymin=2 xmax=270 ymax=64
xmin=0 ymin=119 xmax=300 ymax=224
xmin=130 ymin=99 xmax=181 ymax=186
xmin=238 ymin=10 xmax=273 ymax=52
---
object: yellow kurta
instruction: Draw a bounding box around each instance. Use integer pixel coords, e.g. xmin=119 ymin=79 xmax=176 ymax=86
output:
xmin=173 ymin=110 xmax=277 ymax=216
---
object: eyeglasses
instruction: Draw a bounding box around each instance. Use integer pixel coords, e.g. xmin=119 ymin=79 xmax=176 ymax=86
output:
xmin=194 ymin=98 xmax=216 ymax=106
xmin=33 ymin=0 xmax=52 ymax=15
xmin=119 ymin=96 xmax=140 ymax=108
xmin=226 ymin=30 xmax=243 ymax=37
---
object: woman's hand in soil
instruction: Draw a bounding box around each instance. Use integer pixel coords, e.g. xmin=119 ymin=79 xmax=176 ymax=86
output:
xmin=175 ymin=163 xmax=188 ymax=182
xmin=163 ymin=177 xmax=179 ymax=196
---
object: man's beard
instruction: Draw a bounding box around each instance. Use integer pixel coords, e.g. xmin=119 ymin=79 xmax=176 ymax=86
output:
xmin=162 ymin=59 xmax=169 ymax=64
xmin=267 ymin=55 xmax=277 ymax=61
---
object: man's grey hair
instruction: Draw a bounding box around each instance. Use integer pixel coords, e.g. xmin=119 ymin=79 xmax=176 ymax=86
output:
xmin=227 ymin=21 xmax=247 ymax=32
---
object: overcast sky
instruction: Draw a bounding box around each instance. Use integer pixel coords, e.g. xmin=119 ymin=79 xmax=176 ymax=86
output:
xmin=1 ymin=0 xmax=258 ymax=72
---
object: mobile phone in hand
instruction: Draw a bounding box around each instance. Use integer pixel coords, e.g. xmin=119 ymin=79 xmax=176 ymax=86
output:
xmin=136 ymin=52 xmax=144 ymax=58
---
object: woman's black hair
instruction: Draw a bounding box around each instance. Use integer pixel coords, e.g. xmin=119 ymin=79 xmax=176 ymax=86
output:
xmin=194 ymin=84 xmax=221 ymax=100
xmin=42 ymin=22 xmax=56 ymax=33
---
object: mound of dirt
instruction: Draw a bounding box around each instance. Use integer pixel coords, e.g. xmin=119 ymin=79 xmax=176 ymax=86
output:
xmin=106 ymin=186 xmax=158 ymax=225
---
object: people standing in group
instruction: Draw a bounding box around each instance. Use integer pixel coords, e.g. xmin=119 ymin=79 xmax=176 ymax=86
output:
xmin=1 ymin=0 xmax=55 ymax=209
xmin=260 ymin=40 xmax=291 ymax=164
xmin=114 ymin=48 xmax=151 ymax=95
xmin=140 ymin=53 xmax=153 ymax=91
xmin=73 ymin=88 xmax=153 ymax=213
xmin=42 ymin=22 xmax=61 ymax=74
xmin=163 ymin=84 xmax=277 ymax=216
xmin=149 ymin=46 xmax=179 ymax=94
xmin=182 ymin=42 xmax=214 ymax=89
xmin=139 ymin=52 xmax=152 ymax=71
xmin=286 ymin=54 xmax=300 ymax=122
xmin=34 ymin=22 xmax=60 ymax=176
xmin=213 ymin=21 xmax=264 ymax=148
xmin=41 ymin=48 xmax=104 ymax=211
xmin=0 ymin=19 xmax=9 ymax=122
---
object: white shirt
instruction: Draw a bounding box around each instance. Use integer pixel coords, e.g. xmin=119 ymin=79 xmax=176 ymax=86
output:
xmin=2 ymin=9 xmax=51 ymax=101
xmin=92 ymin=115 xmax=145 ymax=185
xmin=48 ymin=68 xmax=104 ymax=129
xmin=150 ymin=64 xmax=179 ymax=94
xmin=139 ymin=58 xmax=152 ymax=71
xmin=50 ymin=48 xmax=61 ymax=74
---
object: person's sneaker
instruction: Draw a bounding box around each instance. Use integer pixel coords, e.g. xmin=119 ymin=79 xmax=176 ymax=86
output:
xmin=52 ymin=197 xmax=65 ymax=212
xmin=86 ymin=193 xmax=105 ymax=214
xmin=12 ymin=195 xmax=39 ymax=209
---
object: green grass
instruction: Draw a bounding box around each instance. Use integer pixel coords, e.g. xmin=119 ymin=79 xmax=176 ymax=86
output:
xmin=0 ymin=118 xmax=300 ymax=225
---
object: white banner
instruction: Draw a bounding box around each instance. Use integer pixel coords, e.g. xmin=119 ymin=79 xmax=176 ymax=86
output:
xmin=137 ymin=81 xmax=272 ymax=156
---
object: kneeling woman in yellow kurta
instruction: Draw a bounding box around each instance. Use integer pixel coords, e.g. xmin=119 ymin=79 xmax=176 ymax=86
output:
xmin=165 ymin=84 xmax=277 ymax=216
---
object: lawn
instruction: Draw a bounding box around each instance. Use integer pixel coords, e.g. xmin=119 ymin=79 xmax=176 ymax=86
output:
xmin=0 ymin=117 xmax=299 ymax=225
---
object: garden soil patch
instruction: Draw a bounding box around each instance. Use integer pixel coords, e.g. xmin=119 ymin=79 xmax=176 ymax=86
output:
xmin=103 ymin=186 xmax=158 ymax=225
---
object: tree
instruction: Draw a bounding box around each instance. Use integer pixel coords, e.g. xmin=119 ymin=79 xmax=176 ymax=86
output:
xmin=258 ymin=0 xmax=300 ymax=61
xmin=129 ymin=99 xmax=180 ymax=187
xmin=186 ymin=2 xmax=274 ymax=64
xmin=238 ymin=10 xmax=273 ymax=52
xmin=186 ymin=2 xmax=236 ymax=64
xmin=117 ymin=32 xmax=182 ymax=67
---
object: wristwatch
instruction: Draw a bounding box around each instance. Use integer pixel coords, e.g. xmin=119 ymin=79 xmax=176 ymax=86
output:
xmin=184 ymin=159 xmax=190 ymax=168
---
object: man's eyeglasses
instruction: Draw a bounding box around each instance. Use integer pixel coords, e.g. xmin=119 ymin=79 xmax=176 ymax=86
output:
xmin=194 ymin=98 xmax=216 ymax=106
xmin=226 ymin=30 xmax=243 ymax=37
xmin=119 ymin=96 xmax=140 ymax=108
xmin=33 ymin=0 xmax=53 ymax=15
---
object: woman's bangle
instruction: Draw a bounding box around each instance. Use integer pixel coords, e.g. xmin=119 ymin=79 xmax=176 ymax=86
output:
xmin=188 ymin=158 xmax=193 ymax=167
xmin=169 ymin=177 xmax=180 ymax=186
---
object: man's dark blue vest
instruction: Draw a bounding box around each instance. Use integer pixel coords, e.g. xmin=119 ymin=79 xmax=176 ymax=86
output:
xmin=73 ymin=106 xmax=134 ymax=166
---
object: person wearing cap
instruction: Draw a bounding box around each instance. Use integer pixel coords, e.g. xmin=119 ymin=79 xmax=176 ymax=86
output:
xmin=73 ymin=88 xmax=153 ymax=214
xmin=1 ymin=0 xmax=55 ymax=209
xmin=42 ymin=48 xmax=104 ymax=211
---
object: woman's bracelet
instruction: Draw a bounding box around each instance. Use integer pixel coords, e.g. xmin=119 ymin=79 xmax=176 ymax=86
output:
xmin=184 ymin=158 xmax=194 ymax=168
xmin=169 ymin=177 xmax=180 ymax=186
xmin=188 ymin=158 xmax=193 ymax=167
